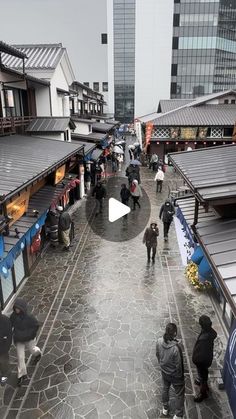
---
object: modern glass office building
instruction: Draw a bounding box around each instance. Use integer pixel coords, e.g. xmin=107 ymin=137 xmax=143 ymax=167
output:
xmin=171 ymin=0 xmax=236 ymax=98
xmin=113 ymin=0 xmax=136 ymax=122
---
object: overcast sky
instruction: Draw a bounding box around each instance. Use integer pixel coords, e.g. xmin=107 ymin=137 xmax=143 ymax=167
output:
xmin=0 ymin=0 xmax=107 ymax=79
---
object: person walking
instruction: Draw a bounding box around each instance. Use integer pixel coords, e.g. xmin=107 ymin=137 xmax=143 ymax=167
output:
xmin=192 ymin=315 xmax=217 ymax=403
xmin=0 ymin=311 xmax=12 ymax=385
xmin=155 ymin=167 xmax=165 ymax=193
xmin=156 ymin=323 xmax=185 ymax=419
xmin=10 ymin=299 xmax=41 ymax=387
xmin=120 ymin=183 xmax=131 ymax=206
xmin=57 ymin=206 xmax=72 ymax=251
xmin=84 ymin=167 xmax=91 ymax=193
xmin=92 ymin=181 xmax=107 ymax=215
xmin=116 ymin=153 xmax=123 ymax=171
xmin=149 ymin=153 xmax=159 ymax=171
xmin=159 ymin=199 xmax=175 ymax=241
xmin=143 ymin=222 xmax=159 ymax=263
xmin=130 ymin=179 xmax=142 ymax=210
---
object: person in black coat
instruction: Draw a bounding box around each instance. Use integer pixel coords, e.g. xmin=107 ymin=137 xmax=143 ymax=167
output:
xmin=192 ymin=315 xmax=217 ymax=402
xmin=120 ymin=184 xmax=131 ymax=205
xmin=143 ymin=222 xmax=159 ymax=262
xmin=92 ymin=182 xmax=107 ymax=215
xmin=10 ymin=299 xmax=41 ymax=386
xmin=159 ymin=199 xmax=175 ymax=241
xmin=0 ymin=311 xmax=12 ymax=384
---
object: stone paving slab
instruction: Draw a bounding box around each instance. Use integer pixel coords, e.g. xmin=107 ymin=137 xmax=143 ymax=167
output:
xmin=0 ymin=164 xmax=233 ymax=419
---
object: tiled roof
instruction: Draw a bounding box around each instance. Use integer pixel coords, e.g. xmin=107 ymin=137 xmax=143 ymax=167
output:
xmin=169 ymin=144 xmax=236 ymax=202
xmin=151 ymin=104 xmax=236 ymax=126
xmin=1 ymin=43 xmax=65 ymax=70
xmin=0 ymin=40 xmax=27 ymax=59
xmin=26 ymin=117 xmax=75 ymax=133
xmin=159 ymin=99 xmax=193 ymax=113
xmin=0 ymin=135 xmax=83 ymax=201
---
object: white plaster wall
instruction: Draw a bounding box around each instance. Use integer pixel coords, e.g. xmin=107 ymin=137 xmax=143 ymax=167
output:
xmin=35 ymin=86 xmax=51 ymax=116
xmin=135 ymin=0 xmax=174 ymax=118
xmin=50 ymin=64 xmax=70 ymax=116
xmin=74 ymin=121 xmax=91 ymax=135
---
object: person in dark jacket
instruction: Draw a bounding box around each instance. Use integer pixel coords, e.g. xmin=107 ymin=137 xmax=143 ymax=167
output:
xmin=57 ymin=206 xmax=72 ymax=250
xmin=120 ymin=184 xmax=131 ymax=205
xmin=84 ymin=167 xmax=91 ymax=193
xmin=10 ymin=299 xmax=41 ymax=386
xmin=192 ymin=315 xmax=217 ymax=402
xmin=92 ymin=182 xmax=107 ymax=215
xmin=46 ymin=210 xmax=59 ymax=248
xmin=0 ymin=311 xmax=12 ymax=384
xmin=156 ymin=323 xmax=185 ymax=419
xmin=143 ymin=222 xmax=159 ymax=263
xmin=159 ymin=199 xmax=175 ymax=241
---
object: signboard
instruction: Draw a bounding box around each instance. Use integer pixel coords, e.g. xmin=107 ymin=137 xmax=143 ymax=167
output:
xmin=198 ymin=127 xmax=208 ymax=139
xmin=181 ymin=127 xmax=197 ymax=140
xmin=145 ymin=122 xmax=153 ymax=150
xmin=223 ymin=320 xmax=236 ymax=416
xmin=4 ymin=90 xmax=14 ymax=108
xmin=54 ymin=165 xmax=66 ymax=185
xmin=171 ymin=128 xmax=179 ymax=139
xmin=6 ymin=190 xmax=30 ymax=226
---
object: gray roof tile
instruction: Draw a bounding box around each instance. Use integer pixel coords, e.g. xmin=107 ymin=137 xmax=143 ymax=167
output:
xmin=1 ymin=43 xmax=64 ymax=70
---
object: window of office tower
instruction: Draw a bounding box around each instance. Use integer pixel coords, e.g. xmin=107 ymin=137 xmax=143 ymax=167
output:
xmin=113 ymin=0 xmax=135 ymax=122
xmin=171 ymin=0 xmax=236 ymax=98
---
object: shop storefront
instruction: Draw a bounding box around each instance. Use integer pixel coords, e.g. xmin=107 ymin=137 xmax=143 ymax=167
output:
xmin=0 ymin=135 xmax=84 ymax=308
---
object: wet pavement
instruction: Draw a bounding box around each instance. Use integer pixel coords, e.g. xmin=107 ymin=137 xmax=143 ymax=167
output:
xmin=0 ymin=150 xmax=233 ymax=419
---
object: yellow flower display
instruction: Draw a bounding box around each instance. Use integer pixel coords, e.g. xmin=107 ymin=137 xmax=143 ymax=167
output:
xmin=185 ymin=261 xmax=212 ymax=291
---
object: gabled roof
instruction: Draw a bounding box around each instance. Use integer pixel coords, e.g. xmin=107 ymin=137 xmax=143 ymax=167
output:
xmin=158 ymin=99 xmax=193 ymax=113
xmin=0 ymin=135 xmax=83 ymax=202
xmin=169 ymin=144 xmax=236 ymax=202
xmin=151 ymin=104 xmax=236 ymax=127
xmin=26 ymin=117 xmax=75 ymax=133
xmin=1 ymin=43 xmax=65 ymax=70
xmin=0 ymin=40 xmax=27 ymax=59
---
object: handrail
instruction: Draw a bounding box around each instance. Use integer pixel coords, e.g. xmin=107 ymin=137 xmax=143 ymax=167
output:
xmin=0 ymin=116 xmax=35 ymax=135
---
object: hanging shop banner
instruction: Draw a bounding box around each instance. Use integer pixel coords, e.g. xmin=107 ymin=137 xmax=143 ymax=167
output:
xmin=145 ymin=122 xmax=153 ymax=149
xmin=0 ymin=235 xmax=4 ymax=258
xmin=6 ymin=190 xmax=30 ymax=226
xmin=30 ymin=231 xmax=41 ymax=254
xmin=198 ymin=127 xmax=208 ymax=140
xmin=181 ymin=127 xmax=197 ymax=140
xmin=54 ymin=164 xmax=66 ymax=185
xmin=223 ymin=320 xmax=236 ymax=416
xmin=171 ymin=127 xmax=179 ymax=139
xmin=232 ymin=124 xmax=236 ymax=141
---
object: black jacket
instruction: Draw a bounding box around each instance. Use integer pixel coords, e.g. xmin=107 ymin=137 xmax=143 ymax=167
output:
xmin=192 ymin=327 xmax=217 ymax=367
xmin=120 ymin=187 xmax=130 ymax=203
xmin=92 ymin=185 xmax=106 ymax=200
xmin=10 ymin=298 xmax=39 ymax=343
xmin=0 ymin=313 xmax=12 ymax=355
xmin=159 ymin=200 xmax=175 ymax=223
xmin=58 ymin=211 xmax=71 ymax=231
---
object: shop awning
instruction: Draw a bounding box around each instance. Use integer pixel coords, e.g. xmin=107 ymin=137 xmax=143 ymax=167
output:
xmin=90 ymin=149 xmax=103 ymax=161
xmin=92 ymin=122 xmax=115 ymax=133
xmin=0 ymin=135 xmax=83 ymax=203
xmin=169 ymin=144 xmax=236 ymax=203
xmin=176 ymin=196 xmax=236 ymax=317
xmin=0 ymin=178 xmax=76 ymax=277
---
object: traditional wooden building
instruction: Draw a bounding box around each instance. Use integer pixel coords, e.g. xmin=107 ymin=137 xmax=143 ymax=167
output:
xmin=138 ymin=90 xmax=236 ymax=161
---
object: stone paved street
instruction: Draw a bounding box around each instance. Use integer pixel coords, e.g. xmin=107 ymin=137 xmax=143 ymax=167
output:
xmin=0 ymin=158 xmax=233 ymax=419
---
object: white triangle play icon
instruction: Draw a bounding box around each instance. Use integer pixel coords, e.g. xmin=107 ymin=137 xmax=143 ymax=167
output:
xmin=109 ymin=198 xmax=131 ymax=222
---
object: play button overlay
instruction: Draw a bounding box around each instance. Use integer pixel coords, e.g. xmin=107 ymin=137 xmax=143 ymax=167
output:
xmin=86 ymin=175 xmax=151 ymax=242
xmin=109 ymin=198 xmax=130 ymax=222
